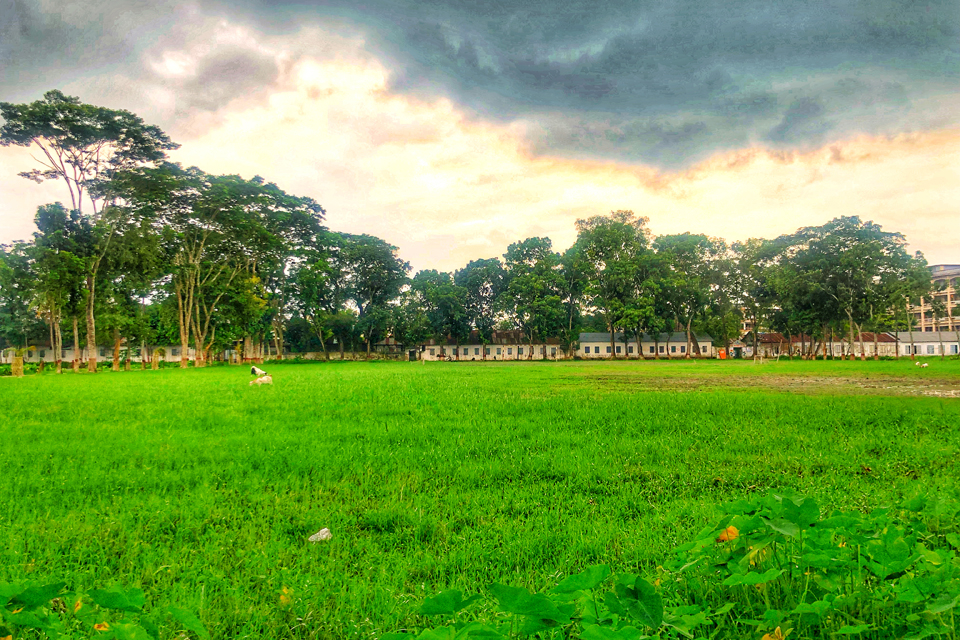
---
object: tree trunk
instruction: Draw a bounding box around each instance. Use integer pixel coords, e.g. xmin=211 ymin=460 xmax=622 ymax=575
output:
xmin=72 ymin=315 xmax=80 ymax=373
xmin=152 ymin=352 xmax=160 ymax=370
xmin=873 ymin=331 xmax=879 ymax=361
xmin=938 ymin=330 xmax=945 ymax=361
xmin=12 ymin=356 xmax=24 ymax=378
xmin=85 ymin=274 xmax=97 ymax=373
xmin=112 ymin=328 xmax=121 ymax=372
xmin=609 ymin=318 xmax=616 ymax=360
xmin=856 ymin=323 xmax=866 ymax=361
xmin=685 ymin=317 xmax=693 ymax=359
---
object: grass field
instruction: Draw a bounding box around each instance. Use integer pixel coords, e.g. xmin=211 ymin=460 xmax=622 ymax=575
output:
xmin=2 ymin=359 xmax=959 ymax=638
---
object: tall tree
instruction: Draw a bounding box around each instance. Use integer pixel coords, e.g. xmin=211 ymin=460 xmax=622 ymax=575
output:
xmin=339 ymin=234 xmax=409 ymax=354
xmin=574 ymin=210 xmax=650 ymax=357
xmin=655 ymin=233 xmax=725 ymax=358
xmin=1 ymin=90 xmax=178 ymax=371
xmin=455 ymin=258 xmax=505 ymax=357
xmin=500 ymin=237 xmax=565 ymax=358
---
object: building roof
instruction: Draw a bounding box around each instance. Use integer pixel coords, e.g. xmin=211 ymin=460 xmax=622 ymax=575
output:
xmin=752 ymin=332 xmax=896 ymax=344
xmin=579 ymin=331 xmax=712 ymax=343
xmin=894 ymin=331 xmax=960 ymax=343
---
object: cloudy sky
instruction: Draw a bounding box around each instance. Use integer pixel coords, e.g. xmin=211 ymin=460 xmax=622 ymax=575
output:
xmin=1 ymin=0 xmax=958 ymax=271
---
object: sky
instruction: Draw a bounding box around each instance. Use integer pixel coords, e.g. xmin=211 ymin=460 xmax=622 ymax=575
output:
xmin=1 ymin=0 xmax=958 ymax=271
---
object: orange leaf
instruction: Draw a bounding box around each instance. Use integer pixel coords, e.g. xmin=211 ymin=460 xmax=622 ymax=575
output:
xmin=717 ymin=525 xmax=739 ymax=542
xmin=2 ymin=634 xmax=12 ymax=640
xmin=74 ymin=599 xmax=83 ymax=614
xmin=94 ymin=622 xmax=110 ymax=631
xmin=761 ymin=626 xmax=785 ymax=640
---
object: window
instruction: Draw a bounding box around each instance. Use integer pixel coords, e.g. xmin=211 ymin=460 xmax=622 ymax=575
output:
xmin=659 ymin=346 xmax=664 ymax=353
xmin=171 ymin=347 xmax=180 ymax=357
xmin=474 ymin=348 xmax=480 ymax=355
xmin=952 ymin=345 xmax=958 ymax=355
xmin=429 ymin=348 xmax=435 ymax=356
xmin=927 ymin=345 xmax=935 ymax=354
xmin=39 ymin=350 xmax=45 ymax=357
xmin=496 ymin=348 xmax=502 ymax=355
xmin=615 ymin=345 xmax=621 ymax=353
xmin=99 ymin=347 xmax=105 ymax=356
xmin=649 ymin=346 xmax=655 ymax=353
xmin=508 ymin=348 xmax=513 ymax=355
xmin=518 ymin=347 xmax=524 ymax=355
xmin=606 ymin=346 xmax=611 ymax=353
xmin=27 ymin=351 xmax=34 ymax=358
xmin=485 ymin=348 xmax=491 ymax=355
xmin=551 ymin=348 xmax=557 ymax=355
xmin=680 ymin=346 xmax=686 ymax=353
xmin=61 ymin=349 xmax=68 ymax=358
xmin=671 ymin=346 xmax=677 ymax=353
xmin=628 ymin=345 xmax=634 ymax=353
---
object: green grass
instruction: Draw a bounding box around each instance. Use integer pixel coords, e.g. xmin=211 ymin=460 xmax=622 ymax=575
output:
xmin=1 ymin=359 xmax=959 ymax=638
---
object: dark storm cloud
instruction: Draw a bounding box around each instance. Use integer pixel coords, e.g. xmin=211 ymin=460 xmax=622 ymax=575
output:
xmin=1 ymin=0 xmax=957 ymax=166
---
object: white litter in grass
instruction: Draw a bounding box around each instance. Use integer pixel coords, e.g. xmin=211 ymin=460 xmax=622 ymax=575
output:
xmin=309 ymin=528 xmax=332 ymax=542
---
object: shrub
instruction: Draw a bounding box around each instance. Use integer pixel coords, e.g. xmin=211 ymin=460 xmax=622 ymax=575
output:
xmin=391 ymin=492 xmax=960 ymax=639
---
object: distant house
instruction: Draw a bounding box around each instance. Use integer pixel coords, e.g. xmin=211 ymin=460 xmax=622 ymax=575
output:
xmin=578 ymin=332 xmax=714 ymax=359
xmin=419 ymin=330 xmax=564 ymax=361
xmin=895 ymin=331 xmax=960 ymax=357
xmin=750 ymin=332 xmax=899 ymax=358
xmin=1 ymin=344 xmax=206 ymax=364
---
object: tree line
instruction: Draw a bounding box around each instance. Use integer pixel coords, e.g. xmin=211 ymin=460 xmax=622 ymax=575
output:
xmin=0 ymin=91 xmax=938 ymax=370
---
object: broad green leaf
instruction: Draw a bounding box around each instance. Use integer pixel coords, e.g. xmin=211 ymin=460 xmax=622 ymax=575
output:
xmin=452 ymin=622 xmax=505 ymax=639
xmin=4 ymin=610 xmax=45 ymax=628
xmin=417 ymin=627 xmax=454 ymax=640
xmin=815 ymin=515 xmax=861 ymax=530
xmin=945 ymin=533 xmax=960 ymax=550
xmin=166 ymin=606 xmax=210 ymax=640
xmin=765 ymin=517 xmax=800 ymax=537
xmin=89 ymin=587 xmax=145 ymax=613
xmin=580 ymin=624 xmax=644 ymax=640
xmin=419 ymin=590 xmax=481 ymax=616
xmin=488 ymin=584 xmax=566 ymax=621
xmin=11 ymin=582 xmax=66 ymax=608
xmin=722 ymin=568 xmax=785 ymax=586
xmin=626 ymin=577 xmax=662 ymax=629
xmin=552 ymin=565 xmax=611 ymax=593
xmin=379 ymin=634 xmax=413 ymax=640
xmin=834 ymin=624 xmax=870 ymax=634
xmin=925 ymin=594 xmax=960 ymax=615
xmin=102 ymin=622 xmax=154 ymax=640
xmin=714 ymin=602 xmax=736 ymax=615
xmin=792 ymin=600 xmax=832 ymax=617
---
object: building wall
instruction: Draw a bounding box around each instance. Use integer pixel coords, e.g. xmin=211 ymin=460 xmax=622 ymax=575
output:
xmin=420 ymin=343 xmax=564 ymax=361
xmin=911 ymin=265 xmax=960 ymax=333
xmin=579 ymin=338 xmax=713 ymax=358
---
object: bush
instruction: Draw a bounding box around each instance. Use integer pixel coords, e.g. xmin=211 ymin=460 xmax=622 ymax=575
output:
xmin=394 ymin=492 xmax=960 ymax=639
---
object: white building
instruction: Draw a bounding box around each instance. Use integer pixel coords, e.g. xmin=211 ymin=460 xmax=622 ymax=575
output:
xmin=895 ymin=332 xmax=960 ymax=357
xmin=911 ymin=265 xmax=960 ymax=333
xmin=419 ymin=330 xmax=565 ymax=361
xmin=578 ymin=332 xmax=714 ymax=359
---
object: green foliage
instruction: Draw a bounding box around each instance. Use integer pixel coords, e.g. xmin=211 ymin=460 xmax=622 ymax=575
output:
xmin=0 ymin=581 xmax=207 ymax=639
xmin=399 ymin=491 xmax=960 ymax=639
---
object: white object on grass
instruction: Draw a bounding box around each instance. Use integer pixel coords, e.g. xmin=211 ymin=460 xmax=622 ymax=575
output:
xmin=309 ymin=528 xmax=332 ymax=542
